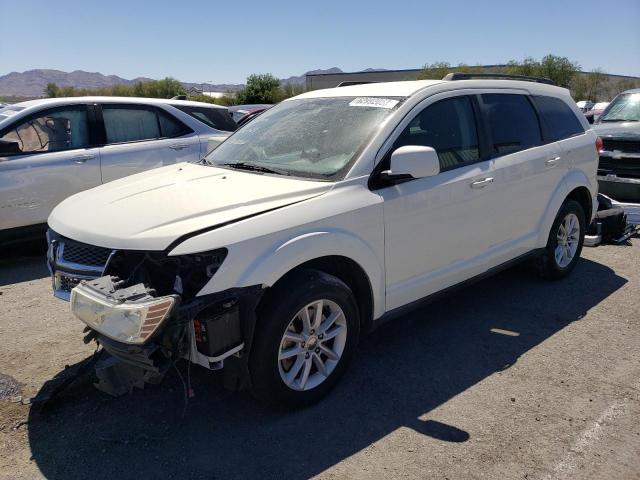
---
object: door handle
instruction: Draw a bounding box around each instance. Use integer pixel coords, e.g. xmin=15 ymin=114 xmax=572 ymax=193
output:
xmin=545 ymin=156 xmax=561 ymax=167
xmin=169 ymin=143 xmax=189 ymax=151
xmin=71 ymin=154 xmax=95 ymax=164
xmin=470 ymin=177 xmax=494 ymax=189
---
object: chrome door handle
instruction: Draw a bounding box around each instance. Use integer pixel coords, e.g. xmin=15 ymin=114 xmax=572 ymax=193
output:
xmin=169 ymin=143 xmax=189 ymax=151
xmin=545 ymin=156 xmax=561 ymax=167
xmin=71 ymin=154 xmax=95 ymax=164
xmin=470 ymin=177 xmax=494 ymax=189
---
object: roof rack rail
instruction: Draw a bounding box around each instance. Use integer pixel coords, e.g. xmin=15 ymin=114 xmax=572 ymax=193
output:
xmin=442 ymin=72 xmax=556 ymax=85
xmin=336 ymin=81 xmax=378 ymax=87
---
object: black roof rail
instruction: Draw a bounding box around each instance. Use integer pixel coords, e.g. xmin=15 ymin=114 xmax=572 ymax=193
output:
xmin=336 ymin=81 xmax=378 ymax=87
xmin=442 ymin=72 xmax=556 ymax=85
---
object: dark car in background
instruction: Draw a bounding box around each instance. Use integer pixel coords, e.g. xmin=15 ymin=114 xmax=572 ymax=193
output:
xmin=594 ymin=89 xmax=640 ymax=201
xmin=228 ymin=104 xmax=272 ymax=126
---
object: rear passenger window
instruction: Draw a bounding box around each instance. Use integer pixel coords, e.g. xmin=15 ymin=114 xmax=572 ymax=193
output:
xmin=394 ymin=96 xmax=480 ymax=171
xmin=174 ymin=105 xmax=238 ymax=132
xmin=481 ymin=94 xmax=542 ymax=156
xmin=102 ymin=106 xmax=191 ymax=144
xmin=532 ymin=95 xmax=585 ymax=141
xmin=158 ymin=110 xmax=191 ymax=138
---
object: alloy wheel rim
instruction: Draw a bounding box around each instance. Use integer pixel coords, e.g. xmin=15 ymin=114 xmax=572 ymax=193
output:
xmin=555 ymin=213 xmax=580 ymax=268
xmin=278 ymin=299 xmax=348 ymax=391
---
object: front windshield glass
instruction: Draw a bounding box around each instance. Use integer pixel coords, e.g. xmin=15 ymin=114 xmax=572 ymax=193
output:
xmin=599 ymin=93 xmax=640 ymax=122
xmin=0 ymin=105 xmax=24 ymax=122
xmin=204 ymin=96 xmax=402 ymax=180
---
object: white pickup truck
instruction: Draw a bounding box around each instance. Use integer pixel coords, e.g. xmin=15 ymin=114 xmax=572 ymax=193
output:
xmin=47 ymin=75 xmax=598 ymax=408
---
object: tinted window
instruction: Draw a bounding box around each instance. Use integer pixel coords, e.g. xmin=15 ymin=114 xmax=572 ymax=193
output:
xmin=103 ymin=106 xmax=159 ymax=143
xmin=175 ymin=105 xmax=237 ymax=132
xmin=482 ymin=94 xmax=541 ymax=155
xmin=394 ymin=96 xmax=480 ymax=171
xmin=0 ymin=106 xmax=90 ymax=154
xmin=158 ymin=110 xmax=191 ymax=137
xmin=533 ymin=95 xmax=584 ymax=141
xmin=102 ymin=106 xmax=191 ymax=144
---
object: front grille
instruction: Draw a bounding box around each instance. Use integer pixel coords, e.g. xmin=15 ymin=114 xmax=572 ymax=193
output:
xmin=59 ymin=274 xmax=83 ymax=292
xmin=48 ymin=233 xmax=115 ymax=301
xmin=61 ymin=240 xmax=112 ymax=268
xmin=599 ymin=156 xmax=640 ymax=179
xmin=602 ymin=139 xmax=640 ymax=153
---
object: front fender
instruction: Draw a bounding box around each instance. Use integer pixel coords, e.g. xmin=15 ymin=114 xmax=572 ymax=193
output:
xmin=536 ymin=169 xmax=596 ymax=246
xmin=199 ymin=229 xmax=386 ymax=318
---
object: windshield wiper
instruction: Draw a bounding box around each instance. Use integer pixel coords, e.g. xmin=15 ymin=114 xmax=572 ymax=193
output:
xmin=222 ymin=162 xmax=289 ymax=175
xmin=601 ymin=118 xmax=638 ymax=122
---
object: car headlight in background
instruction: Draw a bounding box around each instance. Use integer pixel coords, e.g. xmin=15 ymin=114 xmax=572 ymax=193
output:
xmin=70 ymin=283 xmax=177 ymax=345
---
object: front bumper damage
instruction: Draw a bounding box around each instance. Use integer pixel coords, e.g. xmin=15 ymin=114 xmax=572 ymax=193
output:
xmin=71 ymin=275 xmax=263 ymax=396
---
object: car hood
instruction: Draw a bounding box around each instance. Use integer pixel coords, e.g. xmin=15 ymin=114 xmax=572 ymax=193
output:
xmin=593 ymin=122 xmax=640 ymax=141
xmin=48 ymin=162 xmax=333 ymax=251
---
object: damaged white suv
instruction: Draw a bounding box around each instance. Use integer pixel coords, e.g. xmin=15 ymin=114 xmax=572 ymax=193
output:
xmin=47 ymin=74 xmax=598 ymax=407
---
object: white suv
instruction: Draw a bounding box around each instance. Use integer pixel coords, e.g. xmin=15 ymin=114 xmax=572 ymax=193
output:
xmin=47 ymin=76 xmax=598 ymax=407
xmin=0 ymin=97 xmax=236 ymax=242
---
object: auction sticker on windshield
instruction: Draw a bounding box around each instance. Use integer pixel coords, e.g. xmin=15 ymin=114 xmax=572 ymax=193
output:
xmin=349 ymin=97 xmax=399 ymax=109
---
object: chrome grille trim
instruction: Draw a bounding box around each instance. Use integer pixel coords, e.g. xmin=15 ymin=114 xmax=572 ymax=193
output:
xmin=47 ymin=234 xmax=116 ymax=301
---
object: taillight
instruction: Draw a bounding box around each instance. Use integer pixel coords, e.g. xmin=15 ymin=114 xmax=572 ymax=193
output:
xmin=596 ymin=136 xmax=603 ymax=153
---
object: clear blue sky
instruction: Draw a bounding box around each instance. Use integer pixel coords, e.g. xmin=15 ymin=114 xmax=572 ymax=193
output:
xmin=1 ymin=0 xmax=639 ymax=82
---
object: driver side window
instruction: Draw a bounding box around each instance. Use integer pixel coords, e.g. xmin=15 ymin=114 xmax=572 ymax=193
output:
xmin=394 ymin=96 xmax=480 ymax=171
xmin=0 ymin=106 xmax=90 ymax=155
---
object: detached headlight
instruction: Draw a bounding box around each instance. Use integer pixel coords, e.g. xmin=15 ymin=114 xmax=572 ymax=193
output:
xmin=70 ymin=282 xmax=176 ymax=345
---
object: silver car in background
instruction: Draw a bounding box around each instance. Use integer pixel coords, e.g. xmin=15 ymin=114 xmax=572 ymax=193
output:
xmin=0 ymin=97 xmax=237 ymax=242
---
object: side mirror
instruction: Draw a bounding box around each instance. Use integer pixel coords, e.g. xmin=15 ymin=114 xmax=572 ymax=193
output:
xmin=0 ymin=139 xmax=21 ymax=155
xmin=382 ymin=145 xmax=440 ymax=180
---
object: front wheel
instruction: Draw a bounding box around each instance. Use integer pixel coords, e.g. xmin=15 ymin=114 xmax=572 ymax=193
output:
xmin=250 ymin=270 xmax=360 ymax=408
xmin=536 ymin=199 xmax=586 ymax=279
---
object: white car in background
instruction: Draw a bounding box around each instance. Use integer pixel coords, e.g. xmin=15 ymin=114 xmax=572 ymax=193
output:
xmin=0 ymin=97 xmax=237 ymax=242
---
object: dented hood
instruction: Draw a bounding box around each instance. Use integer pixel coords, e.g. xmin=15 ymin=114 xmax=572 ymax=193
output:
xmin=48 ymin=162 xmax=332 ymax=251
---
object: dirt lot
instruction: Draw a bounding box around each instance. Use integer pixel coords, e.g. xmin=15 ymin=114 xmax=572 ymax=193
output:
xmin=0 ymin=239 xmax=639 ymax=480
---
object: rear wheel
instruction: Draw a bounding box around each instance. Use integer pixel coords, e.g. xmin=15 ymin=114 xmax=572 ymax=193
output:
xmin=536 ymin=199 xmax=585 ymax=279
xmin=250 ymin=269 xmax=359 ymax=408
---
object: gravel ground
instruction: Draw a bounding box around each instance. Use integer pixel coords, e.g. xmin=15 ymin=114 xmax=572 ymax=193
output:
xmin=0 ymin=239 xmax=639 ymax=480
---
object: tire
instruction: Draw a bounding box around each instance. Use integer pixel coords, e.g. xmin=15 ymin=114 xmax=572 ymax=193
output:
xmin=535 ymin=199 xmax=586 ymax=279
xmin=249 ymin=269 xmax=360 ymax=408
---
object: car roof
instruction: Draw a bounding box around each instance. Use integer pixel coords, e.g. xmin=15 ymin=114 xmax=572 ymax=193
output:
xmin=10 ymin=96 xmax=229 ymax=110
xmin=295 ymin=80 xmax=445 ymax=99
xmin=622 ymin=88 xmax=640 ymax=94
xmin=228 ymin=104 xmax=272 ymax=112
xmin=293 ymin=78 xmax=569 ymax=100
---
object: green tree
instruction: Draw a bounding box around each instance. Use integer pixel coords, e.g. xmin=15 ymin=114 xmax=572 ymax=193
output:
xmin=417 ymin=61 xmax=453 ymax=80
xmin=236 ymin=74 xmax=281 ymax=104
xmin=44 ymin=82 xmax=60 ymax=97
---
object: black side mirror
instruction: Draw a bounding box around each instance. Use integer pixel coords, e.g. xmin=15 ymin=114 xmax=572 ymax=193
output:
xmin=0 ymin=139 xmax=21 ymax=155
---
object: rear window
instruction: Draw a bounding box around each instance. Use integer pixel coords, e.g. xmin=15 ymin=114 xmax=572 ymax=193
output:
xmin=102 ymin=105 xmax=192 ymax=144
xmin=533 ymin=96 xmax=584 ymax=141
xmin=481 ymin=94 xmax=542 ymax=156
xmin=175 ymin=105 xmax=237 ymax=132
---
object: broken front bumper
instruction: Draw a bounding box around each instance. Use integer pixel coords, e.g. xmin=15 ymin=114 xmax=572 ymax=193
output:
xmin=71 ymin=275 xmax=263 ymax=393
